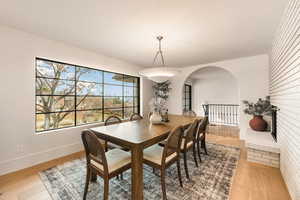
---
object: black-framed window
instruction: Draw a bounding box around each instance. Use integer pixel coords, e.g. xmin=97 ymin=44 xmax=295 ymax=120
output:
xmin=35 ymin=58 xmax=140 ymax=132
xmin=183 ymin=84 xmax=192 ymax=111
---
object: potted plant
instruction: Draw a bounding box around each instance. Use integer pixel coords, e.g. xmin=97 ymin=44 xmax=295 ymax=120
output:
xmin=242 ymin=96 xmax=272 ymax=131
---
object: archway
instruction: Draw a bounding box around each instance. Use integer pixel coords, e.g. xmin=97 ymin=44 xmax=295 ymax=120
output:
xmin=167 ymin=55 xmax=269 ymax=139
xmin=182 ymin=66 xmax=240 ymax=128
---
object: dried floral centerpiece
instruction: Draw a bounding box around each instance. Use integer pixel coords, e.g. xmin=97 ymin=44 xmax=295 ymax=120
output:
xmin=149 ymin=80 xmax=171 ymax=123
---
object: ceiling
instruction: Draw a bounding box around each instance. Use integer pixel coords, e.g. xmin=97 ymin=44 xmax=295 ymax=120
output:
xmin=0 ymin=0 xmax=287 ymax=67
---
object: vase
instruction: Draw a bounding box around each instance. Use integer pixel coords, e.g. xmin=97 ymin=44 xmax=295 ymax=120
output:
xmin=249 ymin=115 xmax=267 ymax=131
xmin=150 ymin=111 xmax=162 ymax=124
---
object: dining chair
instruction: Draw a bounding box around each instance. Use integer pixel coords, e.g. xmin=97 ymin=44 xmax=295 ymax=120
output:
xmin=104 ymin=115 xmax=123 ymax=151
xmin=81 ymin=130 xmax=131 ymax=200
xmin=182 ymin=109 xmax=197 ymax=117
xmin=148 ymin=111 xmax=153 ymax=119
xmin=143 ymin=126 xmax=184 ymax=200
xmin=129 ymin=113 xmax=143 ymax=121
xmin=180 ymin=119 xmax=199 ymax=179
xmin=196 ymin=116 xmax=209 ymax=160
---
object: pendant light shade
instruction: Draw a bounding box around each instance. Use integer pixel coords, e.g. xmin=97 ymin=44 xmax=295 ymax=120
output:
xmin=139 ymin=36 xmax=180 ymax=83
xmin=139 ymin=67 xmax=180 ymax=83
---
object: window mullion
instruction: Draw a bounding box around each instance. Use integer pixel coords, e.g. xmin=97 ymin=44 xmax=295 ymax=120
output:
xmin=122 ymin=74 xmax=125 ymax=119
xmin=102 ymin=71 xmax=104 ymax=122
xmin=74 ymin=66 xmax=77 ymax=126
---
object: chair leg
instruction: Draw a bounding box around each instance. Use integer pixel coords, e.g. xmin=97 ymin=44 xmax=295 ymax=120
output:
xmin=103 ymin=178 xmax=109 ymax=200
xmin=104 ymin=141 xmax=108 ymax=152
xmin=160 ymin=169 xmax=167 ymax=200
xmin=176 ymin=159 xmax=183 ymax=187
xmin=201 ymin=139 xmax=208 ymax=155
xmin=83 ymin=167 xmax=91 ymax=200
xmin=192 ymin=144 xmax=198 ymax=167
xmin=197 ymin=140 xmax=202 ymax=163
xmin=120 ymin=173 xmax=123 ymax=180
xmin=152 ymin=167 xmax=155 ymax=173
xmin=183 ymin=151 xmax=190 ymax=180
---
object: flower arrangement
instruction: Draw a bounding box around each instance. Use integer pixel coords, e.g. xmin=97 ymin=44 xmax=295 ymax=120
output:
xmin=242 ymin=96 xmax=272 ymax=116
xmin=149 ymin=98 xmax=168 ymax=112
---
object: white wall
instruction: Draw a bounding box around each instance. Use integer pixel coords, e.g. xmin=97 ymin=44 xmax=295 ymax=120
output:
xmin=0 ymin=25 xmax=152 ymax=175
xmin=189 ymin=67 xmax=239 ymax=116
xmin=168 ymin=54 xmax=270 ymax=139
xmin=270 ymin=0 xmax=300 ymax=199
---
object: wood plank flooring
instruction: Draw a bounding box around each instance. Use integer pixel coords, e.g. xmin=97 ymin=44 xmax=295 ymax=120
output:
xmin=0 ymin=127 xmax=291 ymax=200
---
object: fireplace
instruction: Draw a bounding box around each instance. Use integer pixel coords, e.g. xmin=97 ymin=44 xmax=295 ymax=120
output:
xmin=271 ymin=105 xmax=278 ymax=142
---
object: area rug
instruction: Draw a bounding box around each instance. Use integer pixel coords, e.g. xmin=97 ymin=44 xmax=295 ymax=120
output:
xmin=39 ymin=143 xmax=240 ymax=200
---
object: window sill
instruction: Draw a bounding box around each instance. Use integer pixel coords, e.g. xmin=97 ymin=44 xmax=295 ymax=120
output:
xmin=35 ymin=118 xmax=133 ymax=135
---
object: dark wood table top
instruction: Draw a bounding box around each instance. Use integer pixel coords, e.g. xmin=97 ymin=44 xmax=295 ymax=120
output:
xmin=90 ymin=114 xmax=201 ymax=148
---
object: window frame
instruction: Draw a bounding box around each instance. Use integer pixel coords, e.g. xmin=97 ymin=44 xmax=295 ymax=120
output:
xmin=183 ymin=84 xmax=192 ymax=111
xmin=35 ymin=57 xmax=140 ymax=133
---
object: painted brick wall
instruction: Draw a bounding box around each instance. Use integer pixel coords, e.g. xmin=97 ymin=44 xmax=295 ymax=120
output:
xmin=270 ymin=0 xmax=300 ymax=199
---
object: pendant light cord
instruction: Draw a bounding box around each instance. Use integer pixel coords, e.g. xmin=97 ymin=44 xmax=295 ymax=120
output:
xmin=152 ymin=36 xmax=165 ymax=66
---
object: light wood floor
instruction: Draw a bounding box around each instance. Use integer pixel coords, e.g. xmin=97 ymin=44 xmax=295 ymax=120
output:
xmin=0 ymin=128 xmax=291 ymax=200
xmin=206 ymin=124 xmax=240 ymax=138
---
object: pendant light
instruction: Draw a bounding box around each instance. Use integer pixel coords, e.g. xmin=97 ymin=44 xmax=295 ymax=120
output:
xmin=139 ymin=36 xmax=180 ymax=83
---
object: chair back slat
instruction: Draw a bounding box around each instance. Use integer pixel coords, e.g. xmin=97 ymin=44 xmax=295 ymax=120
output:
xmin=162 ymin=126 xmax=184 ymax=164
xmin=130 ymin=113 xmax=143 ymax=121
xmin=197 ymin=116 xmax=208 ymax=133
xmin=197 ymin=116 xmax=208 ymax=137
xmin=184 ymin=119 xmax=199 ymax=143
xmin=105 ymin=115 xmax=122 ymax=126
xmin=81 ymin=130 xmax=108 ymax=172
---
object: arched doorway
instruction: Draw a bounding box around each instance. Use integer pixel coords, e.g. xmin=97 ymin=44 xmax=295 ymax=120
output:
xmin=182 ymin=66 xmax=240 ymax=136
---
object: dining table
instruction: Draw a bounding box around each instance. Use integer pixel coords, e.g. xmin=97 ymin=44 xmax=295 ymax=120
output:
xmin=89 ymin=114 xmax=202 ymax=200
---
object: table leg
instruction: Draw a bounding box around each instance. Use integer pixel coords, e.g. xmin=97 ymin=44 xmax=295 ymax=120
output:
xmin=91 ymin=172 xmax=97 ymax=182
xmin=131 ymin=146 xmax=143 ymax=200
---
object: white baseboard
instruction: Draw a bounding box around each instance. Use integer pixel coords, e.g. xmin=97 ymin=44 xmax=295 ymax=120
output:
xmin=0 ymin=142 xmax=83 ymax=176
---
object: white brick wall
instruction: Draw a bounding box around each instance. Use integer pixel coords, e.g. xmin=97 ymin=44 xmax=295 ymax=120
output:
xmin=247 ymin=148 xmax=280 ymax=168
xmin=270 ymin=0 xmax=300 ymax=199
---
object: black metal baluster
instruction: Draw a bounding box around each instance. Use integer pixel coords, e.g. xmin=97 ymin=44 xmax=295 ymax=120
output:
xmin=213 ymin=104 xmax=214 ymax=123
xmin=226 ymin=105 xmax=228 ymax=125
xmin=236 ymin=105 xmax=238 ymax=125
xmin=223 ymin=104 xmax=225 ymax=124
xmin=214 ymin=104 xmax=216 ymax=124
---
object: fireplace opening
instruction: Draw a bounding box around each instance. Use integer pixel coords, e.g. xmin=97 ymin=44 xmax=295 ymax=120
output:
xmin=271 ymin=105 xmax=278 ymax=142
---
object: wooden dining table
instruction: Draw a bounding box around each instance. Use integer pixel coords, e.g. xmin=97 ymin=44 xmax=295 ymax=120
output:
xmin=90 ymin=114 xmax=201 ymax=200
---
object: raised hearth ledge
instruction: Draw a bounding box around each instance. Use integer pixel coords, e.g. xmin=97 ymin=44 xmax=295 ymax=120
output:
xmin=245 ymin=128 xmax=280 ymax=153
xmin=245 ymin=128 xmax=280 ymax=168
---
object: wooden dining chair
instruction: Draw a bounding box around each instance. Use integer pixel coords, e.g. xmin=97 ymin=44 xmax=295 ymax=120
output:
xmin=143 ymin=126 xmax=184 ymax=200
xmin=129 ymin=113 xmax=143 ymax=121
xmin=104 ymin=115 xmax=122 ymax=151
xmin=81 ymin=130 xmax=131 ymax=200
xmin=196 ymin=116 xmax=209 ymax=160
xmin=180 ymin=119 xmax=199 ymax=179
xmin=182 ymin=109 xmax=197 ymax=117
xmin=105 ymin=115 xmax=122 ymax=125
xmin=148 ymin=111 xmax=153 ymax=119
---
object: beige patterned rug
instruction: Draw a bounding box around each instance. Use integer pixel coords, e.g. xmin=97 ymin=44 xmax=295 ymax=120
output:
xmin=40 ymin=143 xmax=240 ymax=200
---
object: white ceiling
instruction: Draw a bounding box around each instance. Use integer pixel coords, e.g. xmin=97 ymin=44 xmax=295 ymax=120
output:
xmin=0 ymin=0 xmax=287 ymax=67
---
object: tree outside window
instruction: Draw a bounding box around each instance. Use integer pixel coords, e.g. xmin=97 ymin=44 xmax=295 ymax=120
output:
xmin=35 ymin=58 xmax=140 ymax=132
